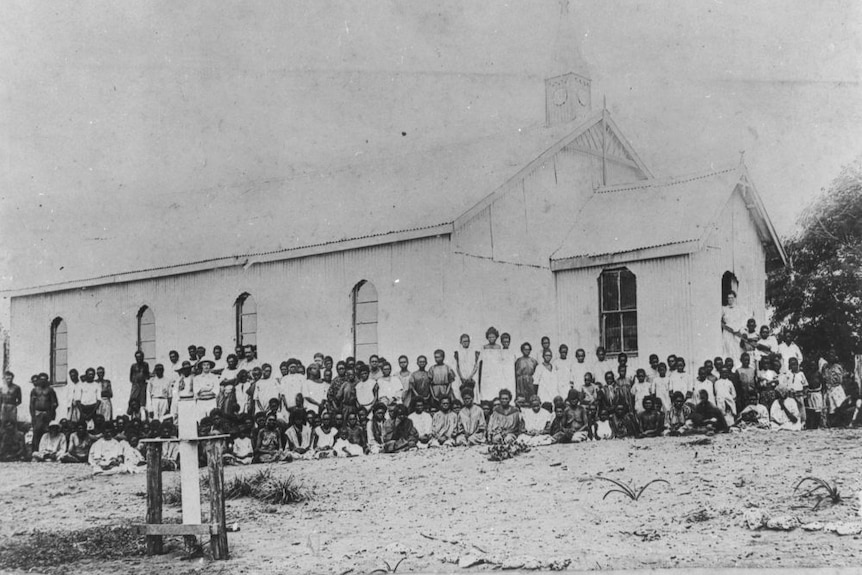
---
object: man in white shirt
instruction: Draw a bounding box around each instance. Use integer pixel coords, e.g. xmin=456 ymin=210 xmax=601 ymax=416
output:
xmin=89 ymin=425 xmax=127 ymax=475
xmin=148 ymin=364 xmax=172 ymax=421
xmin=78 ymin=368 xmax=102 ymax=425
xmin=569 ymin=348 xmax=589 ymax=394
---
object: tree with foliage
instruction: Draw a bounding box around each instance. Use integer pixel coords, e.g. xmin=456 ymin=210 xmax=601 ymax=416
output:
xmin=767 ymin=155 xmax=862 ymax=370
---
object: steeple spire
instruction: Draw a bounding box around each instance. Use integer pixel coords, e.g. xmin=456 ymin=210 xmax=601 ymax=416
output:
xmin=544 ymin=0 xmax=592 ymax=126
xmin=549 ymin=0 xmax=590 ymax=81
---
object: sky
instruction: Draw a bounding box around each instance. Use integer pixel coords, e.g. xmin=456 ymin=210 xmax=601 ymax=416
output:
xmin=1 ymin=0 xmax=861 ymax=317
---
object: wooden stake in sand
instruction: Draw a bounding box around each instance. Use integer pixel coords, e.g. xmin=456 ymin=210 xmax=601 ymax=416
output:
xmin=136 ymin=397 xmax=230 ymax=560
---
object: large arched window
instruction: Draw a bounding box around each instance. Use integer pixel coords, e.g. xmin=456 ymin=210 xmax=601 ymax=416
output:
xmin=352 ymin=280 xmax=378 ymax=361
xmin=599 ymin=268 xmax=637 ymax=354
xmin=235 ymin=293 xmax=257 ymax=348
xmin=50 ymin=317 xmax=68 ymax=385
xmin=137 ymin=306 xmax=156 ymax=365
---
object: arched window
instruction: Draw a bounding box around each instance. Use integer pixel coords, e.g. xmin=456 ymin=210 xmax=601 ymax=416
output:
xmin=50 ymin=317 xmax=68 ymax=385
xmin=722 ymin=271 xmax=739 ymax=306
xmin=236 ymin=293 xmax=257 ymax=348
xmin=352 ymin=280 xmax=378 ymax=361
xmin=599 ymin=268 xmax=637 ymax=354
xmin=137 ymin=306 xmax=156 ymax=365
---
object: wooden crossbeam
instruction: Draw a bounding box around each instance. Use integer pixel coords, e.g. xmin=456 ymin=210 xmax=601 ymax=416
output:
xmin=134 ymin=523 xmax=220 ymax=536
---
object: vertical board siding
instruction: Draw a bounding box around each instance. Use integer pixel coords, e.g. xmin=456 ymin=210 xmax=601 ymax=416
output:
xmin=555 ymin=255 xmax=695 ymax=372
xmin=10 ymin=235 xmax=450 ymax=419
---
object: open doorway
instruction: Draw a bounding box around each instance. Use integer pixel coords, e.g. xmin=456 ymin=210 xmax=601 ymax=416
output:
xmin=722 ymin=271 xmax=739 ymax=305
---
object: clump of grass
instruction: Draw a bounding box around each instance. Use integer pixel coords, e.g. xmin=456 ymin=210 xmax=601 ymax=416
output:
xmin=0 ymin=525 xmax=147 ymax=571
xmin=595 ymin=476 xmax=669 ymax=501
xmin=370 ymin=557 xmax=407 ymax=574
xmin=794 ymin=477 xmax=842 ymax=511
xmin=225 ymin=467 xmax=312 ymax=505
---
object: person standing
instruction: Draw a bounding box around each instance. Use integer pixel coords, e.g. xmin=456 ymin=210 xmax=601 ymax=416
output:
xmin=454 ymin=334 xmax=480 ymax=400
xmin=721 ymin=291 xmax=751 ymax=360
xmin=95 ymin=366 xmax=114 ymax=421
xmin=128 ymin=351 xmax=150 ymax=416
xmin=514 ymin=342 xmax=538 ymax=405
xmin=0 ymin=371 xmax=22 ymax=426
xmin=30 ymin=373 xmax=58 ymax=451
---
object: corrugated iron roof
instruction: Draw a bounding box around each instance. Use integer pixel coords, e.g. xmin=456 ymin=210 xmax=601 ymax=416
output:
xmin=551 ymin=166 xmax=741 ymax=261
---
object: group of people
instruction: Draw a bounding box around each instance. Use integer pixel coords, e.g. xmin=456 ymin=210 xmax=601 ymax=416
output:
xmin=1 ymin=319 xmax=860 ymax=470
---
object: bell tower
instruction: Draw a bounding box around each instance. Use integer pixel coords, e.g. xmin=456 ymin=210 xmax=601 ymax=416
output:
xmin=545 ymin=0 xmax=592 ymax=127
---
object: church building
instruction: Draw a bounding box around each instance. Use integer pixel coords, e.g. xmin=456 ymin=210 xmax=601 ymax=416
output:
xmin=5 ymin=9 xmax=786 ymax=418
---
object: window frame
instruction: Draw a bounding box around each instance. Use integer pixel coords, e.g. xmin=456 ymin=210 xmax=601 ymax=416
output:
xmin=598 ymin=268 xmax=638 ymax=355
xmin=136 ymin=305 xmax=156 ymax=365
xmin=235 ymin=293 xmax=257 ymax=349
xmin=50 ymin=317 xmax=68 ymax=386
xmin=352 ymin=280 xmax=379 ymax=360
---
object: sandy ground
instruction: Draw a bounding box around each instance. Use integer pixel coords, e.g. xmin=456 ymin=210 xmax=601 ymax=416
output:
xmin=1 ymin=428 xmax=861 ymax=574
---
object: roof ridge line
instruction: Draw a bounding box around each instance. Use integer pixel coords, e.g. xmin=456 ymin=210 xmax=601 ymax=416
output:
xmin=596 ymin=164 xmax=739 ymax=194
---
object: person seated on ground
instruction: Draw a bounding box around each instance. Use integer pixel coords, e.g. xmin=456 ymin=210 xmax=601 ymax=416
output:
xmin=663 ymin=392 xmax=691 ymax=437
xmin=32 ymin=420 xmax=67 ymax=462
xmin=366 ymin=402 xmax=388 ymax=454
xmin=630 ymin=369 xmax=653 ymax=415
xmin=609 ymin=404 xmax=640 ymax=439
xmin=429 ymin=396 xmax=458 ymax=447
xmin=223 ymin=425 xmax=255 ymax=466
xmin=60 ymin=421 xmax=95 ymax=463
xmin=547 ymin=400 xmax=574 ymax=444
xmin=689 ymin=389 xmax=729 ymax=434
xmin=454 ymin=387 xmax=486 ymax=446
xmin=333 ymin=426 xmax=364 ymax=457
xmin=637 ymin=397 xmax=664 ymax=438
xmin=519 ymin=395 xmax=553 ymax=446
xmin=344 ymin=412 xmax=367 ymax=452
xmin=594 ymin=407 xmax=614 ymax=440
xmin=479 ymin=400 xmax=494 ymax=430
xmin=285 ymin=409 xmax=315 ymax=460
xmin=382 ymin=404 xmax=419 ymax=453
xmin=121 ymin=435 xmax=146 ymax=473
xmin=487 ymin=389 xmax=524 ymax=445
xmin=88 ymin=424 xmax=127 ymax=475
xmin=736 ymin=394 xmax=770 ymax=429
xmin=770 ymin=388 xmax=802 ymax=431
xmin=312 ymin=412 xmax=338 ymax=459
xmin=256 ymin=415 xmax=290 ymax=463
xmin=408 ymin=399 xmax=434 ymax=449
xmin=565 ymin=390 xmax=590 ymax=443
xmin=585 ymin=403 xmax=599 ymax=440
xmin=0 ymin=420 xmax=27 ymax=461
xmin=714 ymin=368 xmax=738 ymax=426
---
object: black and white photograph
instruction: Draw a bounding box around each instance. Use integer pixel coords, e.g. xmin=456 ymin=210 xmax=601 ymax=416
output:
xmin=0 ymin=1 xmax=861 ymax=573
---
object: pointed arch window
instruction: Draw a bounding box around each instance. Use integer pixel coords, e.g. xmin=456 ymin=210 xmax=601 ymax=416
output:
xmin=137 ymin=306 xmax=156 ymax=365
xmin=352 ymin=281 xmax=378 ymax=361
xmin=50 ymin=317 xmax=68 ymax=385
xmin=722 ymin=271 xmax=739 ymax=306
xmin=236 ymin=293 xmax=257 ymax=348
xmin=599 ymin=268 xmax=638 ymax=354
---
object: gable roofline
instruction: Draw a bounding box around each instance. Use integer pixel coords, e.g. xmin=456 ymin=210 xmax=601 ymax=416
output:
xmin=550 ymin=163 xmax=788 ymax=271
xmin=453 ymin=110 xmax=653 ymax=230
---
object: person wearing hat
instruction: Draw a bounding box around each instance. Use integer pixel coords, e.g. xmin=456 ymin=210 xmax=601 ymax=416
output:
xmin=88 ymin=424 xmax=125 ymax=475
xmin=194 ymin=360 xmax=219 ymax=422
xmin=31 ymin=419 xmax=67 ymax=462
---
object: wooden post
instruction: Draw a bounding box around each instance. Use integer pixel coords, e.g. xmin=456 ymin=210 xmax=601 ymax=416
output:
xmin=206 ymin=438 xmax=229 ymax=560
xmin=145 ymin=443 xmax=164 ymax=555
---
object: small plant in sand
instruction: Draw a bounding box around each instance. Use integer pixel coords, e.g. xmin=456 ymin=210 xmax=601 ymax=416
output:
xmin=794 ymin=477 xmax=841 ymax=511
xmin=369 ymin=557 xmax=407 ymax=574
xmin=225 ymin=467 xmax=312 ymax=504
xmin=594 ymin=476 xmax=669 ymax=501
xmin=487 ymin=441 xmax=531 ymax=461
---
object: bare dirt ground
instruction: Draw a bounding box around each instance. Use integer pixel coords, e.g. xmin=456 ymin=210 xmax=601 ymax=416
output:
xmin=1 ymin=428 xmax=861 ymax=575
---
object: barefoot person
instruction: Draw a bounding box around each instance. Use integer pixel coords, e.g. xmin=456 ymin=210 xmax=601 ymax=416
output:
xmin=0 ymin=371 xmax=22 ymax=426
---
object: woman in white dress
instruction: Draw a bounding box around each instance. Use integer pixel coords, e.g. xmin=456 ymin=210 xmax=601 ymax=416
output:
xmin=478 ymin=327 xmax=508 ymax=402
xmin=721 ymin=291 xmax=751 ymax=360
